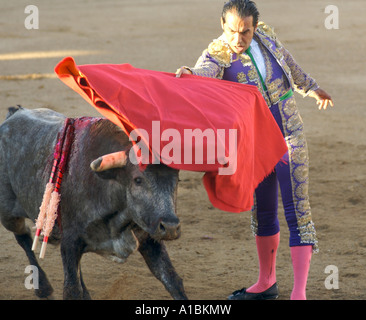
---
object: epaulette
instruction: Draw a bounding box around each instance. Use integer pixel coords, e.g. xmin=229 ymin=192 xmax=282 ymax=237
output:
xmin=207 ymin=39 xmax=232 ymax=67
xmin=256 ymin=21 xmax=283 ymax=48
xmin=256 ymin=21 xmax=277 ymax=40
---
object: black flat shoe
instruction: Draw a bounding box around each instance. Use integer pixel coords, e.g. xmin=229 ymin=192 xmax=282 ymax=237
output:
xmin=227 ymin=283 xmax=279 ymax=300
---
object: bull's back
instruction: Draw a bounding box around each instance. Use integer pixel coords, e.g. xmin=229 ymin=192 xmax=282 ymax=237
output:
xmin=0 ymin=107 xmax=65 ymax=166
xmin=0 ymin=107 xmax=65 ymax=219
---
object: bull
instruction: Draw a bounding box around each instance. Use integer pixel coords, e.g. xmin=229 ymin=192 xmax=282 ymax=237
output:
xmin=0 ymin=106 xmax=187 ymax=300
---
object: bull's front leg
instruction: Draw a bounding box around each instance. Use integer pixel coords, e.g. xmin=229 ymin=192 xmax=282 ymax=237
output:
xmin=60 ymin=234 xmax=91 ymax=299
xmin=137 ymin=233 xmax=187 ymax=300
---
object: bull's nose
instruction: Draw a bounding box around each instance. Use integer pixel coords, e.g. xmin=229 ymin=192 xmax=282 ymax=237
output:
xmin=157 ymin=220 xmax=181 ymax=240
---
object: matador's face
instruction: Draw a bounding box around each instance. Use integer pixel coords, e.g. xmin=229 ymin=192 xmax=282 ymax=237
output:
xmin=221 ymin=11 xmax=257 ymax=54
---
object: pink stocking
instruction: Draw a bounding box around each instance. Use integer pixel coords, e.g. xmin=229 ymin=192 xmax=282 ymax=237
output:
xmin=290 ymin=245 xmax=313 ymax=300
xmin=247 ymin=232 xmax=280 ymax=293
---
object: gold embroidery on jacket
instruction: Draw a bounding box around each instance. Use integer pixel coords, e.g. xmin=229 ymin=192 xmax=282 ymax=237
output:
xmin=237 ymin=72 xmax=248 ymax=84
xmin=207 ymin=40 xmax=232 ymax=67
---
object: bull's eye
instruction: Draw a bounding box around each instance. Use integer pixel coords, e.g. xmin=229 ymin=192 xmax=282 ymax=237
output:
xmin=134 ymin=177 xmax=143 ymax=185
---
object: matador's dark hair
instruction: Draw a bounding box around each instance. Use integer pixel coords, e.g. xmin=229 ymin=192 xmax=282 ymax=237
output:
xmin=221 ymin=0 xmax=260 ymax=27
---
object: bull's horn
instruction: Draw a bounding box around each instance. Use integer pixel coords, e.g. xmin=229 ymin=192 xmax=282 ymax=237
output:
xmin=90 ymin=151 xmax=128 ymax=172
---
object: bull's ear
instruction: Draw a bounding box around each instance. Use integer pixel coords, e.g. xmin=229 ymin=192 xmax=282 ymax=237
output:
xmin=90 ymin=151 xmax=128 ymax=172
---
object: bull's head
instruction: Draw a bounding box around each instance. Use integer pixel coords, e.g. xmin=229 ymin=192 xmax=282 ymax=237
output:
xmin=90 ymin=151 xmax=181 ymax=241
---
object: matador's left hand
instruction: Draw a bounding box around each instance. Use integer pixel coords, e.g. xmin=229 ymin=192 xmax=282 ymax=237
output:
xmin=309 ymin=88 xmax=334 ymax=110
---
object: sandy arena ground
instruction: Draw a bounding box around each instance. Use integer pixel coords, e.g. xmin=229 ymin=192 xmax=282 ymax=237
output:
xmin=0 ymin=0 xmax=365 ymax=300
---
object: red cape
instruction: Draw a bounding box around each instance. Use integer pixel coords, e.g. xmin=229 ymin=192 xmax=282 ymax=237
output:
xmin=55 ymin=57 xmax=287 ymax=213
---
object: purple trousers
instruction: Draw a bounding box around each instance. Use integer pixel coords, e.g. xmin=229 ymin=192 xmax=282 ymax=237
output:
xmin=251 ymin=97 xmax=317 ymax=249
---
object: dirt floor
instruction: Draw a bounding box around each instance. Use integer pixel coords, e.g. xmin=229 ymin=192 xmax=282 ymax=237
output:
xmin=0 ymin=0 xmax=365 ymax=300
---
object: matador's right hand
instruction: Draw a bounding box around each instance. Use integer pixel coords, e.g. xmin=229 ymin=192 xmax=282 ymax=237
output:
xmin=175 ymin=66 xmax=192 ymax=78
